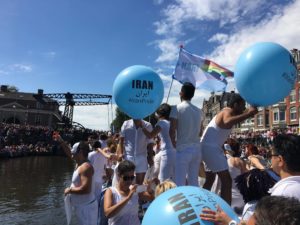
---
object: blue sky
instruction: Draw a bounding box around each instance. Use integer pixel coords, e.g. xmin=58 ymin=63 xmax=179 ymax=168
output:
xmin=1 ymin=0 xmax=300 ymax=130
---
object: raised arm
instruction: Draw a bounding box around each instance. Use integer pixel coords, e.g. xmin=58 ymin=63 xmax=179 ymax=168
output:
xmin=142 ymin=125 xmax=161 ymax=139
xmin=219 ymin=106 xmax=258 ymax=129
xmin=169 ymin=118 xmax=177 ymax=148
xmin=116 ymin=137 xmax=124 ymax=161
xmin=55 ymin=135 xmax=72 ymax=159
xmin=104 ymin=185 xmax=137 ymax=218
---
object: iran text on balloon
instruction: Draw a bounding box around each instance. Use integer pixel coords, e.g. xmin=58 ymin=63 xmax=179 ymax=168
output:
xmin=168 ymin=192 xmax=200 ymax=225
xmin=132 ymin=80 xmax=153 ymax=90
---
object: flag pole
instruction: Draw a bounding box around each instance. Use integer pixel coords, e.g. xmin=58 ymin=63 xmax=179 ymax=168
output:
xmin=166 ymin=78 xmax=174 ymax=103
xmin=166 ymin=45 xmax=184 ymax=104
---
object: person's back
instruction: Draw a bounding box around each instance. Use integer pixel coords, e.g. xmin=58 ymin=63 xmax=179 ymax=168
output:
xmin=169 ymin=82 xmax=202 ymax=186
xmin=175 ymin=101 xmax=202 ymax=150
xmin=88 ymin=150 xmax=107 ymax=184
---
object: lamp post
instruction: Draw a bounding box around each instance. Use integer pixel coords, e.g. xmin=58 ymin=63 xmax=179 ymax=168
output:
xmin=12 ymin=105 xmax=16 ymax=124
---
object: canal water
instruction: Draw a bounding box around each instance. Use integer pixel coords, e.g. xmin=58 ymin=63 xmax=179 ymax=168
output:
xmin=0 ymin=156 xmax=79 ymax=225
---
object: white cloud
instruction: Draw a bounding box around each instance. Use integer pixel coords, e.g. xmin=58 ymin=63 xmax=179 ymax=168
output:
xmin=62 ymin=104 xmax=116 ymax=131
xmin=10 ymin=63 xmax=33 ymax=72
xmin=42 ymin=51 xmax=56 ymax=58
xmin=153 ymin=0 xmax=164 ymax=5
xmin=208 ymin=0 xmax=300 ymax=69
xmin=155 ymin=38 xmax=180 ymax=63
xmin=208 ymin=33 xmax=229 ymax=44
xmin=153 ymin=0 xmax=291 ymax=64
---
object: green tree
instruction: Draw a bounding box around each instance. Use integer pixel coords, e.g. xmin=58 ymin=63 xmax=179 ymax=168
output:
xmin=7 ymin=85 xmax=19 ymax=92
xmin=111 ymin=107 xmax=130 ymax=132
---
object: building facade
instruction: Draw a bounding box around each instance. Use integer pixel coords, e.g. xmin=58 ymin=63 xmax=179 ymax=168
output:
xmin=0 ymin=85 xmax=62 ymax=127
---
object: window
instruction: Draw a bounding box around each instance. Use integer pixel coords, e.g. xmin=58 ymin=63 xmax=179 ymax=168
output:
xmin=279 ymin=109 xmax=285 ymax=121
xmin=273 ymin=109 xmax=279 ymax=123
xmin=257 ymin=114 xmax=263 ymax=126
xmin=290 ymin=90 xmax=296 ymax=102
xmin=290 ymin=107 xmax=297 ymax=121
xmin=35 ymin=115 xmax=41 ymax=124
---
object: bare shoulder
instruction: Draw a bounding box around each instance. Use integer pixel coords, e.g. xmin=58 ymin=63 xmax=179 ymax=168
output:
xmin=79 ymin=162 xmax=94 ymax=175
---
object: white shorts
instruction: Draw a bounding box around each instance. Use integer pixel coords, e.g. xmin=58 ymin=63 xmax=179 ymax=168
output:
xmin=125 ymin=154 xmax=148 ymax=173
xmin=202 ymin=144 xmax=228 ymax=173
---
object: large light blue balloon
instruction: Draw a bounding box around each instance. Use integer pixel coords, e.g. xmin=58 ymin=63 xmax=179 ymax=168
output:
xmin=142 ymin=186 xmax=239 ymax=225
xmin=113 ymin=65 xmax=164 ymax=119
xmin=235 ymin=42 xmax=297 ymax=106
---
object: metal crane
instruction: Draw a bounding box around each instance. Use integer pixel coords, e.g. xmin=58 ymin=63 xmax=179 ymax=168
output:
xmin=44 ymin=92 xmax=112 ymax=127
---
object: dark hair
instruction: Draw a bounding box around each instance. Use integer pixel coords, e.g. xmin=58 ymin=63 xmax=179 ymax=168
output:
xmin=100 ymin=133 xmax=108 ymax=140
xmin=235 ymin=169 xmax=276 ymax=203
xmin=117 ymin=160 xmax=136 ymax=176
xmin=92 ymin=140 xmax=101 ymax=149
xmin=227 ymin=138 xmax=241 ymax=157
xmin=181 ymin=82 xmax=195 ymax=100
xmin=247 ymin=143 xmax=259 ymax=155
xmin=227 ymin=93 xmax=244 ymax=108
xmin=273 ymin=134 xmax=300 ymax=172
xmin=156 ymin=103 xmax=171 ymax=119
xmin=254 ymin=196 xmax=300 ymax=225
xmin=77 ymin=141 xmax=90 ymax=158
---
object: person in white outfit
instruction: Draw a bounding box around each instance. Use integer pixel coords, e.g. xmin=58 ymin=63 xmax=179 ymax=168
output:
xmin=224 ymin=140 xmax=248 ymax=213
xmin=104 ymin=160 xmax=154 ymax=225
xmin=117 ymin=119 xmax=154 ymax=185
xmin=169 ymin=82 xmax=203 ymax=186
xmin=88 ymin=140 xmax=109 ymax=201
xmin=140 ymin=103 xmax=176 ymax=183
xmin=201 ymin=93 xmax=257 ymax=204
xmin=269 ymin=134 xmax=300 ymax=200
xmin=59 ymin=140 xmax=98 ymax=225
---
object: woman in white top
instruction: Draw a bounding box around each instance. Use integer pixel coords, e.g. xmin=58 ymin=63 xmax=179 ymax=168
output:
xmin=141 ymin=103 xmax=176 ymax=183
xmin=104 ymin=160 xmax=154 ymax=225
xmin=224 ymin=139 xmax=248 ymax=214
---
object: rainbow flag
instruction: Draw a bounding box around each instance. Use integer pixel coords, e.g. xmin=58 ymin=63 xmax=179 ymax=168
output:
xmin=173 ymin=48 xmax=233 ymax=92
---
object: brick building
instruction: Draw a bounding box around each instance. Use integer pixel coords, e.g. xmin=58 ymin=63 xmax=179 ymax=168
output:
xmin=0 ymin=85 xmax=62 ymax=127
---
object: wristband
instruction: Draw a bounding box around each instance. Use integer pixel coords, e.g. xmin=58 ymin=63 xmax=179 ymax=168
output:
xmin=228 ymin=220 xmax=238 ymax=225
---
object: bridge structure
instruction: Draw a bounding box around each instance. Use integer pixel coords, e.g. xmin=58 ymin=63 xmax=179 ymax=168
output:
xmin=44 ymin=92 xmax=112 ymax=128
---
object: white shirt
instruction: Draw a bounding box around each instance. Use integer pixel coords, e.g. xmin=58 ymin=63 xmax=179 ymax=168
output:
xmin=269 ymin=176 xmax=300 ymax=200
xmin=170 ymin=100 xmax=202 ymax=151
xmin=156 ymin=119 xmax=173 ymax=151
xmin=120 ymin=119 xmax=153 ymax=157
xmin=88 ymin=151 xmax=107 ymax=183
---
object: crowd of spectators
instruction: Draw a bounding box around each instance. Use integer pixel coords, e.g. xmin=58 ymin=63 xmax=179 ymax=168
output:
xmin=0 ymin=123 xmax=107 ymax=158
xmin=1 ymin=121 xmax=298 ymax=160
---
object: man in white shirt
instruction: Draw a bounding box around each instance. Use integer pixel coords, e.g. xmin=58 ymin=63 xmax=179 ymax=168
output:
xmin=169 ymin=82 xmax=202 ymax=186
xmin=269 ymin=134 xmax=300 ymax=200
xmin=117 ymin=119 xmax=153 ymax=185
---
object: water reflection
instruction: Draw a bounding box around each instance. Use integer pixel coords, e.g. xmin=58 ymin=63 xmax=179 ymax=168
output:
xmin=0 ymin=156 xmax=76 ymax=225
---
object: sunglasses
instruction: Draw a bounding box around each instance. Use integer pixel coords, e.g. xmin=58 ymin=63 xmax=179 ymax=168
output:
xmin=122 ymin=175 xmax=135 ymax=181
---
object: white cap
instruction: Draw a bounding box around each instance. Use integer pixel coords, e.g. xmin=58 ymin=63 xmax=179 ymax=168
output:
xmin=224 ymin=143 xmax=233 ymax=152
xmin=71 ymin=142 xmax=80 ymax=154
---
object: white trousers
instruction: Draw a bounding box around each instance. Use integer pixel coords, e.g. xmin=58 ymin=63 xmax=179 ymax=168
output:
xmin=175 ymin=145 xmax=202 ymax=186
xmin=74 ymin=200 xmax=98 ymax=225
xmin=156 ymin=149 xmax=176 ymax=182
